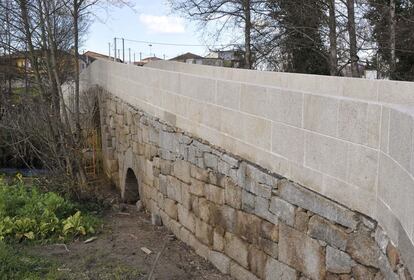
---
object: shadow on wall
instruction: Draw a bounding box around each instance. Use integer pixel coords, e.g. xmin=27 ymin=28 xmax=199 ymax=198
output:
xmin=123 ymin=168 xmax=140 ymax=203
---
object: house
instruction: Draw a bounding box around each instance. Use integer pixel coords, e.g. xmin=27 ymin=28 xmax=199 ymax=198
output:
xmin=83 ymin=51 xmax=122 ymax=65
xmin=205 ymin=49 xmax=247 ymax=68
xmin=170 ymin=52 xmax=204 ymax=63
xmin=133 ymin=56 xmax=163 ymax=67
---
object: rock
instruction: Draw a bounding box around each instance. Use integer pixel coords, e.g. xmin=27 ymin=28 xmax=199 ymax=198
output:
xmin=164 ymin=198 xmax=178 ymax=220
xmin=347 ymin=230 xmax=381 ymax=268
xmin=190 ymin=165 xmax=209 ymax=182
xmin=269 ymin=196 xmax=295 ymax=226
xmin=295 ymin=210 xmax=310 ymax=232
xmin=204 ymin=153 xmax=218 ymax=170
xmin=151 ymin=212 xmax=163 ymax=226
xmin=259 ymin=237 xmax=278 ymax=259
xmin=209 ymin=251 xmax=231 ymax=274
xmin=386 ymin=242 xmax=400 ymax=270
xmin=224 ymin=232 xmax=249 ymax=268
xmin=279 ymin=224 xmax=325 ymax=280
xmin=374 ymin=226 xmax=389 ymax=254
xmin=195 ymin=218 xmax=213 ymax=246
xmin=225 ymin=179 xmax=242 ymax=209
xmin=326 ymin=246 xmax=354 ymax=274
xmin=279 ymin=180 xmax=358 ymax=230
xmin=261 ymin=220 xmax=279 ymax=242
xmin=205 ymin=184 xmax=225 ymax=205
xmin=308 ymin=216 xmax=348 ymax=250
xmin=229 ymin=261 xmax=260 ymax=280
xmin=136 ymin=200 xmax=143 ymax=211
xmin=189 ymin=178 xmax=204 ymax=197
xmin=255 ymin=196 xmax=277 ymax=224
xmin=264 ymin=257 xmax=297 ymax=280
xmin=177 ymin=205 xmax=195 ymax=233
xmin=173 ymin=160 xmax=191 ymax=184
xmin=249 ymin=245 xmax=268 ymax=279
xmin=213 ymin=228 xmax=225 ymax=252
xmin=352 ymin=265 xmax=377 ymax=280
xmin=241 ymin=190 xmax=255 ymax=213
xmin=235 ymin=211 xmax=261 ymax=244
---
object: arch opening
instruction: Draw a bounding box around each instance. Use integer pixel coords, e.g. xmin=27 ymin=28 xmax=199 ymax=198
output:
xmin=124 ymin=168 xmax=140 ymax=203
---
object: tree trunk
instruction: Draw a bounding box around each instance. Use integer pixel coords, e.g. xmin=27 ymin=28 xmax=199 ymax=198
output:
xmin=390 ymin=0 xmax=396 ymax=75
xmin=346 ymin=0 xmax=359 ymax=77
xmin=328 ymin=0 xmax=338 ymax=76
xmin=73 ymin=0 xmax=81 ymax=138
xmin=243 ymin=0 xmax=252 ymax=69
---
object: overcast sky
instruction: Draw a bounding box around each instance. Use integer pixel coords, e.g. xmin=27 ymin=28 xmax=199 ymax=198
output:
xmin=83 ymin=0 xmax=211 ymax=61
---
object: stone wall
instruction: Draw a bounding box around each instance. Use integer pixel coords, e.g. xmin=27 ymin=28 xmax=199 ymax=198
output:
xmin=98 ymin=88 xmax=411 ymax=280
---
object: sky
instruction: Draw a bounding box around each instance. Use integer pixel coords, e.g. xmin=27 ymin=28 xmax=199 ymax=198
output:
xmin=83 ymin=0 xmax=212 ymax=61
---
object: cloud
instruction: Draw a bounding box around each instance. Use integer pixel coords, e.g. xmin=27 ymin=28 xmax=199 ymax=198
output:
xmin=139 ymin=15 xmax=185 ymax=34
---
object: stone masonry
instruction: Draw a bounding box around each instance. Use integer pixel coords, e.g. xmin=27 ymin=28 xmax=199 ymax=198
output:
xmin=98 ymin=88 xmax=412 ymax=280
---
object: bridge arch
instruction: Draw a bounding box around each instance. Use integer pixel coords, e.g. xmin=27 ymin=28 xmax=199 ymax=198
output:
xmin=123 ymin=168 xmax=139 ymax=203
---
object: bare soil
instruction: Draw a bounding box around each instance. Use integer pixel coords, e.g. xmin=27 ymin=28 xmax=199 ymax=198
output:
xmin=28 ymin=205 xmax=233 ymax=280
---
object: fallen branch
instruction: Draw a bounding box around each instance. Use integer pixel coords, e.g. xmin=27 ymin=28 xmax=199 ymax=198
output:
xmin=147 ymin=237 xmax=169 ymax=280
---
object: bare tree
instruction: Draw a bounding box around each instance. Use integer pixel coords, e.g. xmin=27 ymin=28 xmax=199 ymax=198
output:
xmin=346 ymin=0 xmax=359 ymax=76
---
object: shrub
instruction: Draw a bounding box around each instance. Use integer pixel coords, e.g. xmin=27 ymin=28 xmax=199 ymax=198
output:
xmin=0 ymin=176 xmax=99 ymax=242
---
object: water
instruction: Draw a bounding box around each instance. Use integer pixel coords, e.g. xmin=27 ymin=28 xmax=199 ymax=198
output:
xmin=0 ymin=168 xmax=49 ymax=177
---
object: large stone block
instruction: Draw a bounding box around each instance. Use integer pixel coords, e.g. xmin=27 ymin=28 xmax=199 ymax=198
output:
xmin=346 ymin=230 xmax=381 ymax=268
xmin=261 ymin=220 xmax=279 ymax=242
xmin=173 ymin=160 xmax=191 ymax=184
xmin=209 ymin=251 xmax=231 ymax=274
xmin=205 ymin=184 xmax=225 ymax=205
xmin=279 ymin=180 xmax=358 ymax=230
xmin=195 ymin=218 xmax=213 ymax=246
xmin=326 ymin=246 xmax=354 ymax=274
xmin=264 ymin=257 xmax=297 ymax=280
xmin=255 ymin=196 xmax=277 ymax=224
xmin=189 ymin=178 xmax=204 ymax=197
xmin=225 ymin=179 xmax=242 ymax=209
xmin=212 ymin=205 xmax=236 ymax=233
xmin=235 ymin=211 xmax=261 ymax=244
xmin=166 ymin=176 xmax=182 ymax=203
xmin=279 ymin=224 xmax=325 ymax=280
xmin=229 ymin=261 xmax=260 ymax=280
xmin=164 ymin=198 xmax=178 ymax=220
xmin=177 ymin=205 xmax=196 ymax=233
xmin=308 ymin=216 xmax=348 ymax=251
xmin=269 ymin=196 xmax=295 ymax=226
xmin=249 ymin=245 xmax=268 ymax=279
xmin=224 ymin=232 xmax=249 ymax=268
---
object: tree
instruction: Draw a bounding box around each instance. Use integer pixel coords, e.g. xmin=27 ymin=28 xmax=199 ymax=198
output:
xmin=168 ymin=0 xmax=263 ymax=69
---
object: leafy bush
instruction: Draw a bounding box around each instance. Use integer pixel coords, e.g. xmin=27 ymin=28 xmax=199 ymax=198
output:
xmin=0 ymin=176 xmax=99 ymax=242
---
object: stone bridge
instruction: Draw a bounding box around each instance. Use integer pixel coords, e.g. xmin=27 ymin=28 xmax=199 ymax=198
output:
xmin=81 ymin=59 xmax=414 ymax=280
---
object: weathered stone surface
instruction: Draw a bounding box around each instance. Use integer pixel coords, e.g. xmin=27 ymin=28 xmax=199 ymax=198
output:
xmin=386 ymin=242 xmax=400 ymax=270
xmin=212 ymin=205 xmax=236 ymax=233
xmin=166 ymin=176 xmax=182 ymax=203
xmin=190 ymin=165 xmax=209 ymax=182
xmin=151 ymin=212 xmax=163 ymax=226
xmin=181 ymin=183 xmax=192 ymax=209
xmin=229 ymin=261 xmax=260 ymax=280
xmin=195 ymin=218 xmax=213 ymax=245
xmin=259 ymin=237 xmax=278 ymax=259
xmin=225 ymin=179 xmax=242 ymax=209
xmin=189 ymin=178 xmax=204 ymax=197
xmin=261 ymin=220 xmax=279 ymax=242
xmin=164 ymin=198 xmax=178 ymax=220
xmin=224 ymin=232 xmax=249 ymax=268
xmin=249 ymin=245 xmax=268 ymax=279
xmin=347 ymin=230 xmax=381 ymax=268
xmin=205 ymin=184 xmax=225 ymax=205
xmin=209 ymin=251 xmax=231 ymax=274
xmin=279 ymin=180 xmax=358 ymax=230
xmin=213 ymin=227 xmax=225 ymax=251
xmin=204 ymin=153 xmax=219 ymax=170
xmin=255 ymin=196 xmax=277 ymax=224
xmin=177 ymin=205 xmax=195 ymax=233
xmin=269 ymin=196 xmax=295 ymax=226
xmin=198 ymin=198 xmax=213 ymax=223
xmin=374 ymin=226 xmax=389 ymax=254
xmin=308 ymin=216 xmax=348 ymax=250
xmin=264 ymin=257 xmax=297 ymax=280
xmin=352 ymin=265 xmax=377 ymax=280
xmin=326 ymin=246 xmax=354 ymax=274
xmin=295 ymin=210 xmax=310 ymax=232
xmin=235 ymin=211 xmax=261 ymax=244
xmin=173 ymin=160 xmax=191 ymax=184
xmin=241 ymin=190 xmax=255 ymax=213
xmin=279 ymin=224 xmax=325 ymax=280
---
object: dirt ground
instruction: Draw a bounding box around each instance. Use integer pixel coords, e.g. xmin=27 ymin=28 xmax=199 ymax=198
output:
xmin=29 ymin=205 xmax=233 ymax=280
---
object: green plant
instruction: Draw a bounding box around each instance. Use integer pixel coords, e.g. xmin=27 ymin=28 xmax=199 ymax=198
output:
xmin=0 ymin=176 xmax=100 ymax=242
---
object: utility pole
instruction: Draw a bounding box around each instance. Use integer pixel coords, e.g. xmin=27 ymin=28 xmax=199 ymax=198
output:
xmin=140 ymin=52 xmax=142 ymax=61
xmin=122 ymin=38 xmax=125 ymax=63
xmin=114 ymin=37 xmax=117 ymax=61
xmin=129 ymin=48 xmax=131 ymax=64
xmin=108 ymin=42 xmax=111 ymax=59
xmin=118 ymin=49 xmax=120 ymax=60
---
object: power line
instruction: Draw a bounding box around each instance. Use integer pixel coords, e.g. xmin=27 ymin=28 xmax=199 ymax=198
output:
xmin=121 ymin=37 xmax=240 ymax=48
